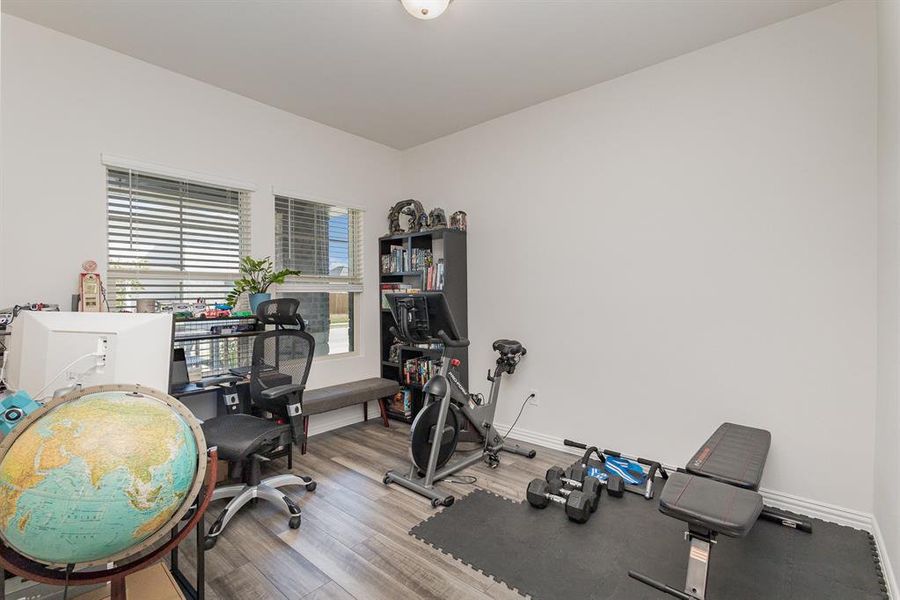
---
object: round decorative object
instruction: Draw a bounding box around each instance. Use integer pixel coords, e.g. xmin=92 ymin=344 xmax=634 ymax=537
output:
xmin=388 ymin=199 xmax=426 ymax=235
xmin=0 ymin=385 xmax=206 ymax=567
xmin=427 ymin=208 xmax=447 ymax=229
xmin=82 ymin=260 xmax=97 ymax=273
xmin=450 ymin=211 xmax=467 ymax=231
xmin=400 ymin=0 xmax=451 ymax=20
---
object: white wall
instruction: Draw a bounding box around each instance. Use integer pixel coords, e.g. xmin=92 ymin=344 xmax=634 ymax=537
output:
xmin=402 ymin=1 xmax=878 ymax=512
xmin=876 ymin=0 xmax=900 ymax=585
xmin=1 ymin=3 xmax=886 ymax=516
xmin=0 ymin=16 xmax=401 ymax=433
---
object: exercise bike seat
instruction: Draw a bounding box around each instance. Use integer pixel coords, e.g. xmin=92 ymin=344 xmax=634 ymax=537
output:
xmin=493 ymin=339 xmax=524 ymax=356
xmin=660 ymin=472 xmax=762 ymax=538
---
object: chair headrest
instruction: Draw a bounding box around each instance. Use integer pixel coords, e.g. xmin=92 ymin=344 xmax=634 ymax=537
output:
xmin=255 ymin=298 xmax=304 ymax=328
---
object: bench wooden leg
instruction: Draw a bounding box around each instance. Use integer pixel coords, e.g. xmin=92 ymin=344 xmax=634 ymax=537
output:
xmin=363 ymin=401 xmax=368 ymax=422
xmin=379 ymin=397 xmax=390 ymax=428
xmin=302 ymin=416 xmax=309 ymax=455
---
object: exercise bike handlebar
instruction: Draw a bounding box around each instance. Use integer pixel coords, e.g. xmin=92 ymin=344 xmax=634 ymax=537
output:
xmin=390 ymin=325 xmax=469 ymax=349
xmin=438 ymin=330 xmax=470 ymax=348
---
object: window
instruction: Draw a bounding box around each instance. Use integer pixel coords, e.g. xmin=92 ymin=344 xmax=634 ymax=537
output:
xmin=107 ymin=168 xmax=252 ymax=376
xmin=274 ymin=195 xmax=363 ymax=356
xmin=106 ymin=168 xmax=251 ymax=309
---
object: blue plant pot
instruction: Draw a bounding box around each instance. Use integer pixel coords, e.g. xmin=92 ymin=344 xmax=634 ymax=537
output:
xmin=249 ymin=293 xmax=271 ymax=314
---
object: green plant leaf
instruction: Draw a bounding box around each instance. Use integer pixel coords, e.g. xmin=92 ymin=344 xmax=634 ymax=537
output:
xmin=229 ymin=257 xmax=301 ymax=301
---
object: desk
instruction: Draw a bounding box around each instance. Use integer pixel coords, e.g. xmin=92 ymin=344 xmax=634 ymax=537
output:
xmin=172 ymin=316 xmax=263 ymax=381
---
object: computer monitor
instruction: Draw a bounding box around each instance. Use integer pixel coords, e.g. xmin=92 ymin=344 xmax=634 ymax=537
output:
xmin=5 ymin=312 xmax=173 ymax=397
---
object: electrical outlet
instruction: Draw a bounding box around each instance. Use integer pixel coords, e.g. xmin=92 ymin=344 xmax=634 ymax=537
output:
xmin=528 ymin=389 xmax=539 ymax=406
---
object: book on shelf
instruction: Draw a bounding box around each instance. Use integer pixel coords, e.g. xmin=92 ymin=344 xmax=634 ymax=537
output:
xmin=403 ymin=357 xmax=438 ymax=386
xmin=381 ymin=245 xmax=406 ymax=273
xmin=424 ymin=259 xmax=445 ymax=291
xmin=380 ymin=283 xmax=421 ymax=308
xmin=410 ymin=248 xmax=432 ymax=271
xmin=381 ymin=248 xmax=435 ymax=274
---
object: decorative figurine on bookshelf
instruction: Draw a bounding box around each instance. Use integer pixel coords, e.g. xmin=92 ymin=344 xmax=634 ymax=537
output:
xmin=388 ymin=342 xmax=402 ymax=364
xmin=388 ymin=199 xmax=426 ymax=235
xmin=427 ymin=208 xmax=447 ymax=229
xmin=450 ymin=210 xmax=468 ymax=231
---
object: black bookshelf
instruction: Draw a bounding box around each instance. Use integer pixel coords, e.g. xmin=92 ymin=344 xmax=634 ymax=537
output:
xmin=379 ymin=227 xmax=467 ymax=423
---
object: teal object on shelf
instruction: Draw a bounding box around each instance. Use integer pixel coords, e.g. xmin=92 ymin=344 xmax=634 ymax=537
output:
xmin=249 ymin=292 xmax=271 ymax=313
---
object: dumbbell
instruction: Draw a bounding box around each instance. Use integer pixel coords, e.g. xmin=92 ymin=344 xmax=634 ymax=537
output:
xmin=564 ymin=465 xmax=625 ymax=498
xmin=526 ymin=478 xmax=593 ymax=523
xmin=545 ymin=467 xmax=602 ymax=512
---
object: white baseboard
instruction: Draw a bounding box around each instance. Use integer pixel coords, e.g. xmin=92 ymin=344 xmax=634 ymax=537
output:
xmin=757 ymin=486 xmax=871 ymax=530
xmin=872 ymin=516 xmax=898 ymax=598
xmin=497 ymin=421 xmax=895 ymax=598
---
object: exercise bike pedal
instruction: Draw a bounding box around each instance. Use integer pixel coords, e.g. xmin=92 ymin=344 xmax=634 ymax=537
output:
xmin=432 ymin=496 xmax=455 ymax=508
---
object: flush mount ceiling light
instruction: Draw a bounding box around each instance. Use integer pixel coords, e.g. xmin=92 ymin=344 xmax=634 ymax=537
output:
xmin=400 ymin=0 xmax=452 ymax=20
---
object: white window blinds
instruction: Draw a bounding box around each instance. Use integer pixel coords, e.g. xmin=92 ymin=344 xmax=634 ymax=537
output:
xmin=106 ymin=168 xmax=251 ymax=310
xmin=274 ymin=196 xmax=363 ymax=292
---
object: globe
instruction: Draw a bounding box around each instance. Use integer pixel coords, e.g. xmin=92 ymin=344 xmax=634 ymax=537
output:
xmin=0 ymin=385 xmax=206 ymax=567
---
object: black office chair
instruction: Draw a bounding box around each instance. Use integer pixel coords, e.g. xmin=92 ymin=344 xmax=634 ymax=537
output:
xmin=256 ymin=297 xmax=306 ymax=330
xmin=201 ymin=306 xmax=317 ymax=549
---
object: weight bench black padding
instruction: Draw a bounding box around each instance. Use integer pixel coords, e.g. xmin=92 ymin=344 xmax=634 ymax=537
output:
xmin=299 ymin=377 xmax=399 ymax=454
xmin=686 ymin=422 xmax=770 ymax=490
xmin=684 ymin=422 xmax=810 ymax=533
xmin=630 ymin=423 xmax=811 ymax=599
xmin=659 ymin=473 xmax=763 ymax=539
xmin=632 ymin=472 xmax=766 ymax=599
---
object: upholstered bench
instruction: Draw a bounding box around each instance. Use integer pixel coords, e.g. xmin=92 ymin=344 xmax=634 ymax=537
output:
xmin=300 ymin=377 xmax=400 ymax=454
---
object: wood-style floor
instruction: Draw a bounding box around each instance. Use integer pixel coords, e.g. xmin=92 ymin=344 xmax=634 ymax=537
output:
xmin=176 ymin=419 xmax=577 ymax=600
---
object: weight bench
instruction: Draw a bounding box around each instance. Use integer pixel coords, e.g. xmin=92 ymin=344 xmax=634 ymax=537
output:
xmin=629 ymin=473 xmax=762 ymax=599
xmin=685 ymin=423 xmax=811 ymax=532
xmin=629 ymin=422 xmax=812 ymax=599
xmin=299 ymin=377 xmax=400 ymax=454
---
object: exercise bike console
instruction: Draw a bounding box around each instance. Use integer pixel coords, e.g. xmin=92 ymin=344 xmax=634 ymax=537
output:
xmin=387 ymin=293 xmax=467 ymax=347
xmin=383 ymin=293 xmax=537 ymax=507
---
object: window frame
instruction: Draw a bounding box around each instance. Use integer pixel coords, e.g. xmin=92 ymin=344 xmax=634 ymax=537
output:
xmin=273 ymin=191 xmax=365 ymax=359
xmin=103 ymin=158 xmax=253 ymax=311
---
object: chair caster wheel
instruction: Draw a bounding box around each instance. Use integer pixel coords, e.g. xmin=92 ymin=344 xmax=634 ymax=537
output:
xmin=306 ymin=481 xmax=317 ymax=492
xmin=203 ymin=536 xmax=218 ymax=551
xmin=289 ymin=515 xmax=302 ymax=529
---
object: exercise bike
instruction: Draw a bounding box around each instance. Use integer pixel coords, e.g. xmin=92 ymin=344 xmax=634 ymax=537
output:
xmin=383 ymin=292 xmax=536 ymax=507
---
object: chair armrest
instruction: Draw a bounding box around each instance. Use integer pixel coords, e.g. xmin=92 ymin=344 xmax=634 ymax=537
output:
xmin=260 ymin=384 xmax=305 ymax=401
xmin=258 ymin=384 xmax=306 ymax=445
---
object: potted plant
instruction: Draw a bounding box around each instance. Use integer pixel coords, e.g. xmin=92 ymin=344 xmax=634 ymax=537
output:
xmin=227 ymin=256 xmax=300 ymax=313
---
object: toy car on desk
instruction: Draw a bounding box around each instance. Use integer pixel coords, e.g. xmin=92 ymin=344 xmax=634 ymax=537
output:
xmin=204 ymin=305 xmax=232 ymax=319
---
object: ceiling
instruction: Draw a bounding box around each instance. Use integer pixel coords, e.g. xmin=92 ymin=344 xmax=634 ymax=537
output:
xmin=2 ymin=0 xmax=837 ymax=150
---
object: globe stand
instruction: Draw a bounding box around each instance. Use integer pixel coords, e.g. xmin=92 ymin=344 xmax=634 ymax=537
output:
xmin=0 ymin=448 xmax=218 ymax=600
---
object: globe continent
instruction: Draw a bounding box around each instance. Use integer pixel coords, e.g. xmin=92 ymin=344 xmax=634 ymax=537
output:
xmin=0 ymin=390 xmax=199 ymax=565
